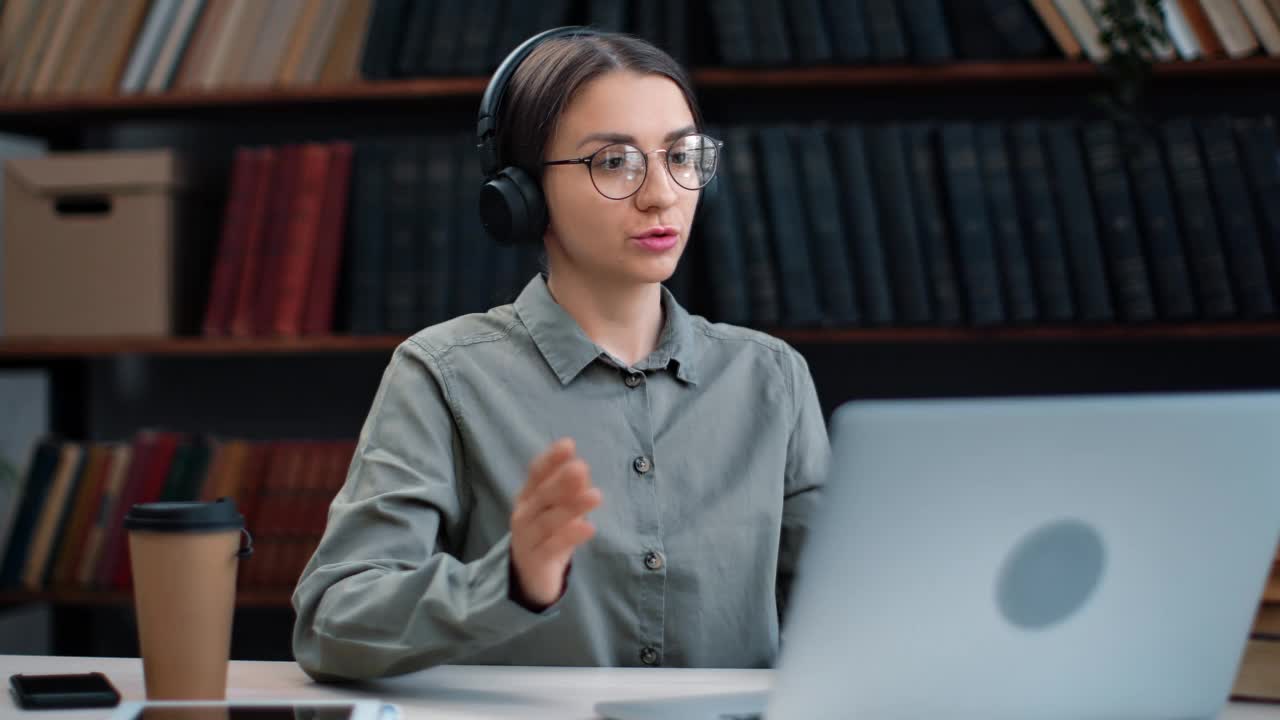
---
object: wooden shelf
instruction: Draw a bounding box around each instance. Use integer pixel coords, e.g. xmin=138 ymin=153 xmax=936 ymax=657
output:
xmin=1 ymin=58 xmax=1279 ymax=123
xmin=0 ymin=334 xmax=407 ymax=358
xmin=0 ymin=588 xmax=294 ymax=608
xmin=2 ymin=321 xmax=1280 ymax=359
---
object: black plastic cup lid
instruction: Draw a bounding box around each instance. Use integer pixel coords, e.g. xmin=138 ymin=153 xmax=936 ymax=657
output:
xmin=123 ymin=498 xmax=244 ymax=532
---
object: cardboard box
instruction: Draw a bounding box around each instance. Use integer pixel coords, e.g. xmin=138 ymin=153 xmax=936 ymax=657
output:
xmin=2 ymin=149 xmax=213 ymax=337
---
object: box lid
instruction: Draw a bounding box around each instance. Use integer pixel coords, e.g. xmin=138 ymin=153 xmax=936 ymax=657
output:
xmin=4 ymin=149 xmax=187 ymax=195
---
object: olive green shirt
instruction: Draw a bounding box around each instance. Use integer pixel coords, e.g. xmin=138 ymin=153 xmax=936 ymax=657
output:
xmin=292 ymin=275 xmax=829 ymax=681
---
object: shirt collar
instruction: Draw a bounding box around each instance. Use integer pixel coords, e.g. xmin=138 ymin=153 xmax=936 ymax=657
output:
xmin=514 ymin=275 xmax=700 ymax=386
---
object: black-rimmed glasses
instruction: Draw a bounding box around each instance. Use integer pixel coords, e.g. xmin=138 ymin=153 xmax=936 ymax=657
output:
xmin=543 ymin=133 xmax=723 ymax=200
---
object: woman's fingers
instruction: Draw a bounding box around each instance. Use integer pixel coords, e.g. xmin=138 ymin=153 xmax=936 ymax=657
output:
xmin=518 ymin=437 xmax=576 ymax=504
xmin=523 ymin=458 xmax=592 ymax=515
xmin=536 ymin=517 xmax=597 ymax=560
xmin=524 ymin=486 xmax=602 ymax=550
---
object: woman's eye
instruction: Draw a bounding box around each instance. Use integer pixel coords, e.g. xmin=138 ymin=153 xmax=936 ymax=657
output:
xmin=671 ymin=152 xmax=688 ymax=164
xmin=597 ymin=155 xmax=625 ymax=171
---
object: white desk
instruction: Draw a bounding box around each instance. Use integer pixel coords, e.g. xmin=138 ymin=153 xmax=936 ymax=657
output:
xmin=3 ymin=654 xmax=1277 ymax=720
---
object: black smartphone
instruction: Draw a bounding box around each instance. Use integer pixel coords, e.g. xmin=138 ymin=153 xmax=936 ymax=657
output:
xmin=9 ymin=672 xmax=121 ymax=710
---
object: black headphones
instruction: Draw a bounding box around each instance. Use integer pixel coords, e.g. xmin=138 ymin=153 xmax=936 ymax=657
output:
xmin=477 ymin=26 xmax=598 ymax=246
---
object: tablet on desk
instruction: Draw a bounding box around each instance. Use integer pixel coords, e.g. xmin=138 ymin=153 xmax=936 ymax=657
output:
xmin=108 ymin=700 xmax=399 ymax=720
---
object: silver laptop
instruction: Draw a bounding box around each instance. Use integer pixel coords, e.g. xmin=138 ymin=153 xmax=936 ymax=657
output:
xmin=597 ymin=392 xmax=1280 ymax=720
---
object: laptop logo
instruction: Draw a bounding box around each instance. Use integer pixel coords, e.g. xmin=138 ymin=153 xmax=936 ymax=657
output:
xmin=996 ymin=518 xmax=1106 ymax=630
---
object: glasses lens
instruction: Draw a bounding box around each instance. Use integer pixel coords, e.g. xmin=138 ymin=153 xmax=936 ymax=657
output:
xmin=590 ymin=144 xmax=646 ymax=199
xmin=667 ymin=134 xmax=719 ymax=190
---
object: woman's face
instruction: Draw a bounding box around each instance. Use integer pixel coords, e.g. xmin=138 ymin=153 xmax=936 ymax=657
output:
xmin=540 ymin=70 xmax=700 ymax=289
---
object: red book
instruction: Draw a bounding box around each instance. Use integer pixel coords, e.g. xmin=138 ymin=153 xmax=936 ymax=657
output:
xmin=273 ymin=144 xmax=333 ymax=337
xmin=202 ymin=148 xmax=261 ymax=336
xmin=301 ymin=142 xmax=355 ymax=336
xmin=112 ymin=432 xmax=183 ymax=590
xmin=251 ymin=145 xmax=304 ymax=337
xmin=228 ymin=148 xmax=282 ymax=338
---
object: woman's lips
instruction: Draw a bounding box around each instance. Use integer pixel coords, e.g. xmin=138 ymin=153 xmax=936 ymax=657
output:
xmin=631 ymin=233 xmax=679 ymax=251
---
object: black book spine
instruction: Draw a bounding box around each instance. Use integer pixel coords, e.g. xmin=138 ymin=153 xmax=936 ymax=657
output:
xmin=900 ymin=0 xmax=955 ymax=63
xmin=757 ymin=126 xmax=824 ymax=326
xmin=983 ymin=0 xmax=1052 ymax=57
xmin=0 ymin=441 xmax=61 ymax=588
xmin=664 ymin=0 xmax=688 ymax=65
xmin=533 ymin=0 xmax=571 ymax=32
xmin=397 ymin=0 xmax=434 ymax=78
xmin=589 ymin=0 xmax=630 ymax=32
xmin=1043 ymin=122 xmax=1113 ymax=323
xmin=1081 ymin=121 xmax=1157 ymax=323
xmin=750 ymin=0 xmax=793 ymax=66
xmin=864 ymin=0 xmax=908 ymax=62
xmin=386 ymin=139 xmax=424 ymax=333
xmin=1012 ymin=122 xmax=1077 ymax=322
xmin=794 ymin=125 xmax=859 ymax=325
xmin=906 ymin=124 xmax=963 ymax=326
xmin=1234 ymin=117 xmax=1280 ymax=306
xmin=360 ymin=0 xmax=410 ymax=80
xmin=834 ymin=125 xmax=895 ymax=326
xmin=726 ymin=126 xmax=782 ymax=326
xmin=940 ymin=122 xmax=1006 ymax=327
xmin=699 ymin=124 xmax=751 ymax=325
xmin=493 ymin=0 xmax=537 ymax=67
xmin=422 ymin=136 xmax=455 ymax=326
xmin=348 ymin=140 xmax=389 ymax=334
xmin=944 ymin=0 xmax=1005 ymax=60
xmin=1197 ymin=116 xmax=1276 ymax=318
xmin=868 ymin=124 xmax=932 ymax=325
xmin=823 ymin=0 xmax=872 ymax=63
xmin=787 ymin=0 xmax=834 ymax=64
xmin=709 ymin=0 xmax=756 ymax=66
xmin=425 ymin=0 xmax=467 ymax=74
xmin=457 ymin=0 xmax=503 ymax=76
xmin=976 ymin=123 xmax=1038 ymax=323
xmin=635 ymin=0 xmax=665 ymax=47
xmin=1122 ymin=127 xmax=1198 ymax=321
xmin=1160 ymin=118 xmax=1237 ymax=319
xmin=453 ymin=133 xmax=493 ymax=316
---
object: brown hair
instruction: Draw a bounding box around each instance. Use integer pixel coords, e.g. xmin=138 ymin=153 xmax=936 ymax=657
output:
xmin=497 ymin=32 xmax=703 ymax=180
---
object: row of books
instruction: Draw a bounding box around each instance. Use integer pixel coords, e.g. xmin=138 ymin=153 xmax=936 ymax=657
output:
xmin=200 ymin=135 xmax=544 ymax=338
xmin=0 ymin=0 xmax=373 ymax=98
xmin=203 ymin=112 xmax=1280 ymax=337
xmin=367 ymin=0 xmax=1280 ymax=75
xmin=700 ymin=115 xmax=1280 ymax=328
xmin=0 ymin=434 xmax=354 ymax=592
xmin=1035 ymin=0 xmax=1280 ymax=63
xmin=8 ymin=0 xmax=1280 ymax=102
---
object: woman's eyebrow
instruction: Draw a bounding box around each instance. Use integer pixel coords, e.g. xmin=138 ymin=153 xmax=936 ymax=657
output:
xmin=575 ymin=125 xmax=698 ymax=150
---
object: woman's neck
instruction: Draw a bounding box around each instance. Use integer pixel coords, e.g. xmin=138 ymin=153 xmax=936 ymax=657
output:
xmin=545 ymin=270 xmax=665 ymax=368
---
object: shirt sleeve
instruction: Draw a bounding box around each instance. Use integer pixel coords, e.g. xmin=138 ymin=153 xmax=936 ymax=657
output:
xmin=291 ymin=340 xmax=560 ymax=681
xmin=776 ymin=348 xmax=829 ymax=627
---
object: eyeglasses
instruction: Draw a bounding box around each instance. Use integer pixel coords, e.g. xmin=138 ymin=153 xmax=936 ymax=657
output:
xmin=542 ymin=133 xmax=723 ymax=200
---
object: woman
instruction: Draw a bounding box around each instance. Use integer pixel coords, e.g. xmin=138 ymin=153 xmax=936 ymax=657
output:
xmin=292 ymin=29 xmax=829 ymax=682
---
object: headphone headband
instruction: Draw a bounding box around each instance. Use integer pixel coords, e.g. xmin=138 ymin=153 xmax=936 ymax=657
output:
xmin=477 ymin=25 xmax=597 ymax=178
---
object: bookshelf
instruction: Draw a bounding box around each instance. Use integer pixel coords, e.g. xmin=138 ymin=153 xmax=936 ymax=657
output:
xmin=0 ymin=588 xmax=293 ymax=609
xmin=2 ymin=59 xmax=1280 ymax=131
xmin=4 ymin=0 xmax=1280 ymax=663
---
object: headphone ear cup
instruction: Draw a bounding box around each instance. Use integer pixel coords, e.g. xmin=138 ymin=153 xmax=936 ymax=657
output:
xmin=479 ymin=166 xmax=547 ymax=245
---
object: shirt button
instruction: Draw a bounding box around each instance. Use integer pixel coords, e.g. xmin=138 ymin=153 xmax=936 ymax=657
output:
xmin=624 ymin=373 xmax=643 ymax=388
xmin=639 ymin=646 xmax=660 ymax=666
xmin=633 ymin=456 xmax=652 ymax=474
xmin=643 ymin=551 xmax=664 ymax=571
